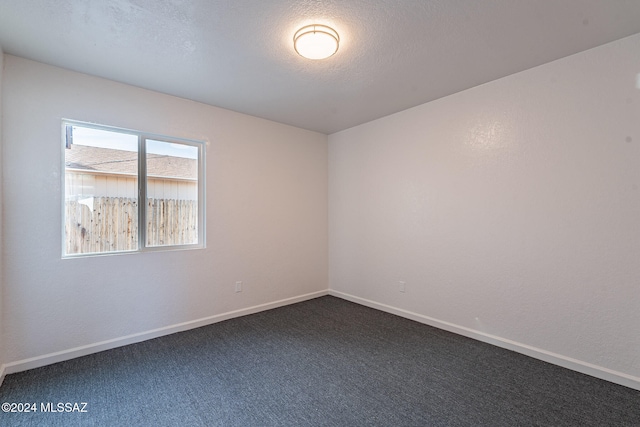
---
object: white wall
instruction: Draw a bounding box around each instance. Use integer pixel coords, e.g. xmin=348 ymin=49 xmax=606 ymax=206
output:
xmin=329 ymin=34 xmax=640 ymax=389
xmin=2 ymin=55 xmax=328 ymax=367
xmin=0 ymin=47 xmax=5 ymax=382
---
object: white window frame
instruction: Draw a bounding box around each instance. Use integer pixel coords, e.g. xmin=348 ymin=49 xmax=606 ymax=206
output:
xmin=62 ymin=120 xmax=206 ymax=257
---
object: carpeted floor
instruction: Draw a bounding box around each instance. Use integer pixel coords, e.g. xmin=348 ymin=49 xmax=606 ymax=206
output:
xmin=0 ymin=296 xmax=638 ymax=426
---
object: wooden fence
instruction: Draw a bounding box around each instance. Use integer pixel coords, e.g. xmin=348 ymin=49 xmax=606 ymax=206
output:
xmin=65 ymin=197 xmax=197 ymax=255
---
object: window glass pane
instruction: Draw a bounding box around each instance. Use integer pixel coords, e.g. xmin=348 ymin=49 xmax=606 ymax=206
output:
xmin=64 ymin=125 xmax=138 ymax=255
xmin=145 ymin=139 xmax=199 ymax=247
xmin=63 ymin=122 xmax=204 ymax=257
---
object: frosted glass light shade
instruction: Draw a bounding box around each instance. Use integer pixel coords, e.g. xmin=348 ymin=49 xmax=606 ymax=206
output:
xmin=294 ymin=24 xmax=339 ymax=60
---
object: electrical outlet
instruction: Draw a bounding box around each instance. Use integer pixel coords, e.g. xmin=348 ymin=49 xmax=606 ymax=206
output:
xmin=399 ymin=281 xmax=406 ymax=293
xmin=235 ymin=281 xmax=242 ymax=293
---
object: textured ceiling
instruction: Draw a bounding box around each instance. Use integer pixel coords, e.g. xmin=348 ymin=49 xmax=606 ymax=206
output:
xmin=1 ymin=0 xmax=640 ymax=134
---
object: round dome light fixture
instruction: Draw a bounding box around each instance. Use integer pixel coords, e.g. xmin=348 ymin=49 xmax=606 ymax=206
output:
xmin=294 ymin=24 xmax=339 ymax=60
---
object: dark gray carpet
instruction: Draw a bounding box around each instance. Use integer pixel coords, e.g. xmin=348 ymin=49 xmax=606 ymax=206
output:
xmin=0 ymin=296 xmax=638 ymax=426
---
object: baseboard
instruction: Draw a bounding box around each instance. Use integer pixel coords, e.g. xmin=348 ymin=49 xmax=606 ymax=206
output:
xmin=329 ymin=290 xmax=640 ymax=391
xmin=5 ymin=289 xmax=638 ymax=392
xmin=2 ymin=290 xmax=328 ymax=377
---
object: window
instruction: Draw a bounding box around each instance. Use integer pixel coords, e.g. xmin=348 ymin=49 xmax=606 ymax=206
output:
xmin=63 ymin=121 xmax=204 ymax=256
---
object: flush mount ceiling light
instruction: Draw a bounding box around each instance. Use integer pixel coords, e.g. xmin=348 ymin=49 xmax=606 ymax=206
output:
xmin=293 ymin=24 xmax=339 ymax=60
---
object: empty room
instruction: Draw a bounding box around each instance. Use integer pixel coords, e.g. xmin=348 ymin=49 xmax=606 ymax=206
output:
xmin=0 ymin=1 xmax=639 ymax=425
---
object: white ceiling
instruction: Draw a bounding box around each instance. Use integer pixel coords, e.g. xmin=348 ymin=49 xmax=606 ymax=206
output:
xmin=1 ymin=1 xmax=640 ymax=134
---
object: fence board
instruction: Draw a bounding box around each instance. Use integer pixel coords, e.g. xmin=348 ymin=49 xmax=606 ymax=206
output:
xmin=65 ymin=197 xmax=197 ymax=255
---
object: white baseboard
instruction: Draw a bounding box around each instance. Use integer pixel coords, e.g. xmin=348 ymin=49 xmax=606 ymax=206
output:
xmin=329 ymin=290 xmax=640 ymax=391
xmin=1 ymin=290 xmax=328 ymax=378
xmin=4 ymin=289 xmax=638 ymax=392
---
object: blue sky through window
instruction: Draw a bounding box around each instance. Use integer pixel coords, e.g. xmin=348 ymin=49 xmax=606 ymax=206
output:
xmin=72 ymin=126 xmax=198 ymax=159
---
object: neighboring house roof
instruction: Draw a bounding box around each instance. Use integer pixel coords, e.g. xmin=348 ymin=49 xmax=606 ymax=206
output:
xmin=65 ymin=144 xmax=197 ymax=180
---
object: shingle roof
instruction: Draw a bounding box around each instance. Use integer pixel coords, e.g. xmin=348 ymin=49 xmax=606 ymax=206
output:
xmin=65 ymin=144 xmax=197 ymax=180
